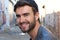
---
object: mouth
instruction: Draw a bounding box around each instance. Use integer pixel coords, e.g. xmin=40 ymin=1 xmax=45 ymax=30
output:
xmin=19 ymin=23 xmax=29 ymax=30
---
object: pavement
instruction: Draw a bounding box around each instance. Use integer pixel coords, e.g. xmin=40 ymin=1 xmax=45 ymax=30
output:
xmin=0 ymin=32 xmax=30 ymax=40
xmin=0 ymin=24 xmax=30 ymax=40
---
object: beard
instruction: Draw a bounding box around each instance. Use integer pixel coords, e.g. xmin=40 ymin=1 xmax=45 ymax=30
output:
xmin=18 ymin=17 xmax=36 ymax=33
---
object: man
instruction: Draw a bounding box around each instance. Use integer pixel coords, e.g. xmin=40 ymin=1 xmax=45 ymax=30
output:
xmin=14 ymin=0 xmax=57 ymax=40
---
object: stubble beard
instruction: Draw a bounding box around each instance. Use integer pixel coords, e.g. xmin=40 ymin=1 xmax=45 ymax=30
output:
xmin=19 ymin=17 xmax=36 ymax=33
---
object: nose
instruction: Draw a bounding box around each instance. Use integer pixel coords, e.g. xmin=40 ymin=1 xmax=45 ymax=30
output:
xmin=20 ymin=16 xmax=25 ymax=23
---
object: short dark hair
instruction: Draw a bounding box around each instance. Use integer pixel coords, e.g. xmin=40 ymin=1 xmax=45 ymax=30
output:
xmin=14 ymin=0 xmax=40 ymax=23
xmin=14 ymin=0 xmax=38 ymax=12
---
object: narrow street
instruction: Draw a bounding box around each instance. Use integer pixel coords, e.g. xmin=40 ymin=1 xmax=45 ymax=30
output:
xmin=0 ymin=32 xmax=30 ymax=40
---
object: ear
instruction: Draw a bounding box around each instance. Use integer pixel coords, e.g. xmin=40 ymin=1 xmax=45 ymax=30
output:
xmin=35 ymin=12 xmax=39 ymax=21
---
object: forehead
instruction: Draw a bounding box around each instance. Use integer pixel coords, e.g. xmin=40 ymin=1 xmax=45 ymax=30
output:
xmin=16 ymin=5 xmax=34 ymax=15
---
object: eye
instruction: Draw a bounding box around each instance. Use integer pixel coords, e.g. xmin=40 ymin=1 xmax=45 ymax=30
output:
xmin=16 ymin=14 xmax=21 ymax=18
xmin=23 ymin=13 xmax=29 ymax=17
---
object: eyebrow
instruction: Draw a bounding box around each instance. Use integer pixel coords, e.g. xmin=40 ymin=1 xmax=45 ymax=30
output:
xmin=22 ymin=13 xmax=29 ymax=15
xmin=16 ymin=13 xmax=29 ymax=17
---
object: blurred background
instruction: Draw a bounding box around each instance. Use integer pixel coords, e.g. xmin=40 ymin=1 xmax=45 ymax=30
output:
xmin=0 ymin=0 xmax=60 ymax=40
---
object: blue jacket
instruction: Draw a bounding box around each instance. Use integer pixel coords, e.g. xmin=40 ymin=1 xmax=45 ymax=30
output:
xmin=30 ymin=26 xmax=57 ymax=40
xmin=35 ymin=26 xmax=57 ymax=40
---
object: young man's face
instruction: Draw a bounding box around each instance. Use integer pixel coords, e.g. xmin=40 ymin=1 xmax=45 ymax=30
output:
xmin=15 ymin=5 xmax=38 ymax=33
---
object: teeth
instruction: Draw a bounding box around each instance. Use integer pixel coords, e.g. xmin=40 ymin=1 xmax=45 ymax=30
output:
xmin=22 ymin=24 xmax=26 ymax=26
xmin=22 ymin=23 xmax=26 ymax=25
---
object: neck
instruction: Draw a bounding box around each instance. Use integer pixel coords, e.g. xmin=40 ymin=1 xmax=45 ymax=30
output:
xmin=28 ymin=21 xmax=40 ymax=40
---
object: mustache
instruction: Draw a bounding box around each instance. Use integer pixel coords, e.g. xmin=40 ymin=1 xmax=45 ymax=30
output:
xmin=19 ymin=22 xmax=29 ymax=25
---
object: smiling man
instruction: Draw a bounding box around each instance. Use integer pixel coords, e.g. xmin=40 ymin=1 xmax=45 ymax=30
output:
xmin=14 ymin=0 xmax=57 ymax=40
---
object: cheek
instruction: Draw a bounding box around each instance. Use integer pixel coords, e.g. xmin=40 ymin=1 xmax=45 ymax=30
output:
xmin=26 ymin=17 xmax=31 ymax=22
xmin=30 ymin=15 xmax=35 ymax=21
xmin=27 ymin=16 xmax=34 ymax=23
xmin=16 ymin=18 xmax=20 ymax=23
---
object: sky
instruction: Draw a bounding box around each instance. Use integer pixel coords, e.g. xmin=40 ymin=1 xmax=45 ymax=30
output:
xmin=35 ymin=0 xmax=60 ymax=17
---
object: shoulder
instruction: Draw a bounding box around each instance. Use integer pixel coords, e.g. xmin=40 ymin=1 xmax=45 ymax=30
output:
xmin=37 ymin=26 xmax=57 ymax=40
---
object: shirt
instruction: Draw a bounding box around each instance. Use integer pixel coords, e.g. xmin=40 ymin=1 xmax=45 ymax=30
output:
xmin=30 ymin=26 xmax=57 ymax=40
